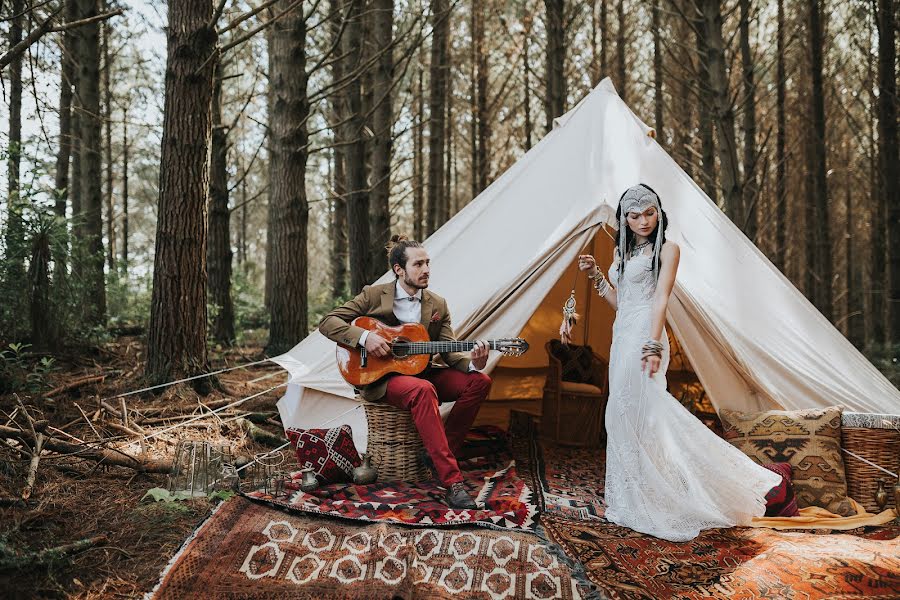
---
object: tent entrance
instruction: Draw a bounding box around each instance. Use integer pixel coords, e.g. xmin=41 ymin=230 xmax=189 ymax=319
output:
xmin=478 ymin=227 xmax=713 ymax=430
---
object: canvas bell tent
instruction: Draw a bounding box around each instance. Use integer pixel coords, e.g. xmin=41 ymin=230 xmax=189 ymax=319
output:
xmin=272 ymin=78 xmax=900 ymax=452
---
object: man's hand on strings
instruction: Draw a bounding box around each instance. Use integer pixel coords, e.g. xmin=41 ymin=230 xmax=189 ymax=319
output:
xmin=364 ymin=332 xmax=392 ymax=357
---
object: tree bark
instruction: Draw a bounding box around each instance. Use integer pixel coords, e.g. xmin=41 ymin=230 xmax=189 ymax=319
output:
xmin=427 ymin=0 xmax=449 ymax=233
xmin=475 ymin=0 xmax=489 ymax=192
xmin=600 ymin=0 xmax=607 ymax=76
xmin=652 ymin=0 xmax=664 ymax=140
xmin=739 ymin=0 xmax=758 ymax=240
xmin=806 ymin=0 xmax=832 ymax=318
xmin=876 ymin=0 xmax=899 ymax=343
xmin=615 ymin=0 xmax=626 ymax=103
xmin=102 ymin=13 xmax=115 ymax=272
xmin=695 ymin=16 xmax=716 ymax=202
xmin=544 ymin=0 xmax=566 ymax=132
xmin=369 ymin=0 xmax=393 ymax=267
xmin=329 ymin=0 xmax=349 ymax=296
xmin=76 ymin=0 xmax=107 ymax=326
xmin=146 ymin=0 xmax=217 ymax=384
xmin=208 ymin=62 xmax=235 ymax=346
xmin=774 ymin=0 xmax=786 ymax=270
xmin=414 ymin=66 xmax=425 ymax=238
xmin=522 ymin=20 xmax=533 ymax=150
xmin=344 ymin=0 xmax=372 ymax=290
xmin=699 ymin=0 xmax=741 ymax=219
xmin=121 ymin=106 xmax=129 ymax=272
xmin=267 ymin=1 xmax=310 ymax=354
xmin=53 ymin=0 xmax=77 ymax=282
xmin=5 ymin=0 xmax=25 ymax=281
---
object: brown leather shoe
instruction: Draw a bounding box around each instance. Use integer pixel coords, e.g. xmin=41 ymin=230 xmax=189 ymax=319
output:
xmin=445 ymin=482 xmax=477 ymax=509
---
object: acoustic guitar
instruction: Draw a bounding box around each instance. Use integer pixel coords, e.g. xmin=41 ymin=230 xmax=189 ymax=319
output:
xmin=336 ymin=316 xmax=529 ymax=386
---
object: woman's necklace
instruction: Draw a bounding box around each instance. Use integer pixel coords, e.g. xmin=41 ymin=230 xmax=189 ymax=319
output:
xmin=631 ymin=240 xmax=651 ymax=257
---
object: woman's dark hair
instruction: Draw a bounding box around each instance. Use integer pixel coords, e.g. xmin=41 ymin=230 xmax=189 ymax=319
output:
xmin=386 ymin=234 xmax=423 ymax=277
xmin=616 ymin=183 xmax=668 ymax=278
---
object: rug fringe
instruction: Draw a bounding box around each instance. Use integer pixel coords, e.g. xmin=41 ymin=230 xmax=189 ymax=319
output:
xmin=143 ymin=499 xmax=230 ymax=600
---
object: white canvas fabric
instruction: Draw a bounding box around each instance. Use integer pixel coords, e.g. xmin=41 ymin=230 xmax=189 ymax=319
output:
xmin=272 ymin=78 xmax=900 ymax=451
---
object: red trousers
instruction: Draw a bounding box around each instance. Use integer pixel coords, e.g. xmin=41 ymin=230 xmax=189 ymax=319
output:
xmin=382 ymin=368 xmax=492 ymax=486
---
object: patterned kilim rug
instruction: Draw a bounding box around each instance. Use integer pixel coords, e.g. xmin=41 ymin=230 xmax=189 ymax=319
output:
xmin=509 ymin=411 xmax=606 ymax=520
xmin=245 ymin=431 xmax=537 ymax=533
xmin=148 ymin=496 xmax=593 ymax=599
xmin=542 ymin=513 xmax=900 ymax=599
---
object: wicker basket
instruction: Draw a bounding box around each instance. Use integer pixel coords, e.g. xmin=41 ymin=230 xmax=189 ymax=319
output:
xmin=362 ymin=401 xmax=432 ymax=482
xmin=841 ymin=412 xmax=900 ymax=513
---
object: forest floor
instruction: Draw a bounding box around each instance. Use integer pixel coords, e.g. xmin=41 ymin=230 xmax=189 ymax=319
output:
xmin=0 ymin=334 xmax=288 ymax=599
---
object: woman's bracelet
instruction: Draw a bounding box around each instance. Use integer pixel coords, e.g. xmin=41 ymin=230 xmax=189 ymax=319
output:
xmin=641 ymin=339 xmax=663 ymax=358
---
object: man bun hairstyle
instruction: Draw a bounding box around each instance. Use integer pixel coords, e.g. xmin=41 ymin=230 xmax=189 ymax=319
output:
xmin=386 ymin=234 xmax=422 ymax=277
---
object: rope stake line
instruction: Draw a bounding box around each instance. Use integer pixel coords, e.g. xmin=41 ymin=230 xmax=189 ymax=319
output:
xmin=842 ymin=447 xmax=898 ymax=479
xmin=100 ymin=358 xmax=276 ymax=403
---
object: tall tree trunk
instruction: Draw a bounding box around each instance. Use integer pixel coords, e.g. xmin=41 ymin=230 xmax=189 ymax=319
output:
xmin=102 ymin=14 xmax=115 ymax=272
xmin=76 ymin=0 xmax=106 ymax=326
xmin=121 ymin=106 xmax=129 ymax=272
xmin=71 ymin=99 xmax=82 ymax=247
xmin=876 ymin=0 xmax=899 ymax=343
xmin=54 ymin=0 xmax=77 ymax=282
xmin=590 ymin=1 xmax=600 ymax=85
xmin=774 ymin=0 xmax=786 ymax=270
xmin=522 ymin=21 xmax=533 ymax=150
xmin=267 ymin=2 xmax=310 ymax=354
xmin=329 ymin=0 xmax=348 ymax=296
xmin=444 ymin=78 xmax=453 ymax=216
xmin=695 ymin=21 xmax=717 ymax=202
xmin=427 ymin=0 xmax=449 ymax=234
xmin=5 ymin=0 xmax=24 ymax=281
xmin=475 ymin=0 xmax=489 ymax=192
xmin=700 ymin=0 xmax=741 ymax=219
xmin=600 ymin=0 xmax=607 ymax=76
xmin=369 ymin=0 xmax=393 ymax=269
xmin=208 ymin=63 xmax=235 ymax=346
xmin=652 ymin=0 xmax=663 ymax=139
xmin=806 ymin=0 xmax=832 ymax=318
xmin=470 ymin=1 xmax=478 ymax=199
xmin=544 ymin=0 xmax=566 ymax=131
xmin=344 ymin=0 xmax=371 ymax=290
xmin=615 ymin=0 xmax=626 ymax=102
xmin=146 ymin=0 xmax=217 ymax=384
xmin=739 ymin=0 xmax=758 ymax=241
xmin=414 ymin=66 xmax=425 ymax=239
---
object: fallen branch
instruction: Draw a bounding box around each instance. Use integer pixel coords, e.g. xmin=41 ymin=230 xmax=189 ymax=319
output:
xmin=0 ymin=425 xmax=171 ymax=473
xmin=0 ymin=535 xmax=107 ymax=570
xmin=21 ymin=433 xmax=45 ymax=501
xmin=235 ymin=418 xmax=287 ymax=447
xmin=45 ymin=375 xmax=105 ymax=399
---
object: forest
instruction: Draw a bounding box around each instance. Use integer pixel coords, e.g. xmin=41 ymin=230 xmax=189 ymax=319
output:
xmin=0 ymin=0 xmax=897 ymax=596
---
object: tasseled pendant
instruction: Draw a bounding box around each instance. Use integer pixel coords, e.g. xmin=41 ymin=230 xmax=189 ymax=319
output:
xmin=559 ymin=290 xmax=579 ymax=346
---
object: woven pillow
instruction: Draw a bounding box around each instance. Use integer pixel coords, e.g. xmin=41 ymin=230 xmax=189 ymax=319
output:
xmin=286 ymin=424 xmax=361 ymax=483
xmin=719 ymin=406 xmax=854 ymax=516
xmin=761 ymin=462 xmax=799 ymax=517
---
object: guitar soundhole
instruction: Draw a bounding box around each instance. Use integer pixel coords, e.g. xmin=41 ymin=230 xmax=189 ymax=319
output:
xmin=391 ymin=338 xmax=411 ymax=358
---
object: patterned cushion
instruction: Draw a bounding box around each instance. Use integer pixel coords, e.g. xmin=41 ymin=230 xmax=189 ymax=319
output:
xmin=286 ymin=425 xmax=362 ymax=483
xmin=719 ymin=406 xmax=854 ymax=516
xmin=761 ymin=462 xmax=799 ymax=517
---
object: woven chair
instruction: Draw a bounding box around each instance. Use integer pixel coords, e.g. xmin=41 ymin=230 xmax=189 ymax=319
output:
xmin=541 ymin=340 xmax=609 ymax=448
xmin=841 ymin=412 xmax=900 ymax=513
xmin=361 ymin=400 xmax=432 ymax=482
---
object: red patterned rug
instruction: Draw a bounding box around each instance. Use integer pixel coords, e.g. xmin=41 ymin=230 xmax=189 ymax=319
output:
xmin=509 ymin=411 xmax=606 ymax=520
xmin=148 ymin=496 xmax=593 ymax=599
xmin=245 ymin=446 xmax=538 ymax=533
xmin=542 ymin=512 xmax=900 ymax=599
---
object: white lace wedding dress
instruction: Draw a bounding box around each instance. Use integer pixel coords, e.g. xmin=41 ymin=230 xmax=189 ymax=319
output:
xmin=603 ymin=248 xmax=781 ymax=542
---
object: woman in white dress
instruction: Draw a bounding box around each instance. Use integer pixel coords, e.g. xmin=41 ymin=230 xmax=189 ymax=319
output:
xmin=577 ymin=184 xmax=781 ymax=542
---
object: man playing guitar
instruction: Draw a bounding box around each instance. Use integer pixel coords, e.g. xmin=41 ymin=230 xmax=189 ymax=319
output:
xmin=319 ymin=235 xmax=491 ymax=509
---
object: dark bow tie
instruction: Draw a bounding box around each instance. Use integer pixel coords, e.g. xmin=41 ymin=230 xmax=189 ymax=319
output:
xmin=405 ymin=296 xmax=419 ymax=302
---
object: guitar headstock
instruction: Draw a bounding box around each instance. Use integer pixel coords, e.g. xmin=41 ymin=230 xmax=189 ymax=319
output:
xmin=495 ymin=338 xmax=529 ymax=357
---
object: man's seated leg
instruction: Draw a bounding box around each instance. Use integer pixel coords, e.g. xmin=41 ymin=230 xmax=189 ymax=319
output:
xmin=428 ymin=369 xmax=492 ymax=456
xmin=382 ymin=375 xmax=477 ymax=509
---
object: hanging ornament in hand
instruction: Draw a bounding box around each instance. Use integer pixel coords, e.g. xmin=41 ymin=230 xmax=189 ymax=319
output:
xmin=559 ymin=290 xmax=579 ymax=346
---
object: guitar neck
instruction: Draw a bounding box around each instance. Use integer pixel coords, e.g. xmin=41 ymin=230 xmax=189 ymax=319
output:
xmin=398 ymin=340 xmax=499 ymax=355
